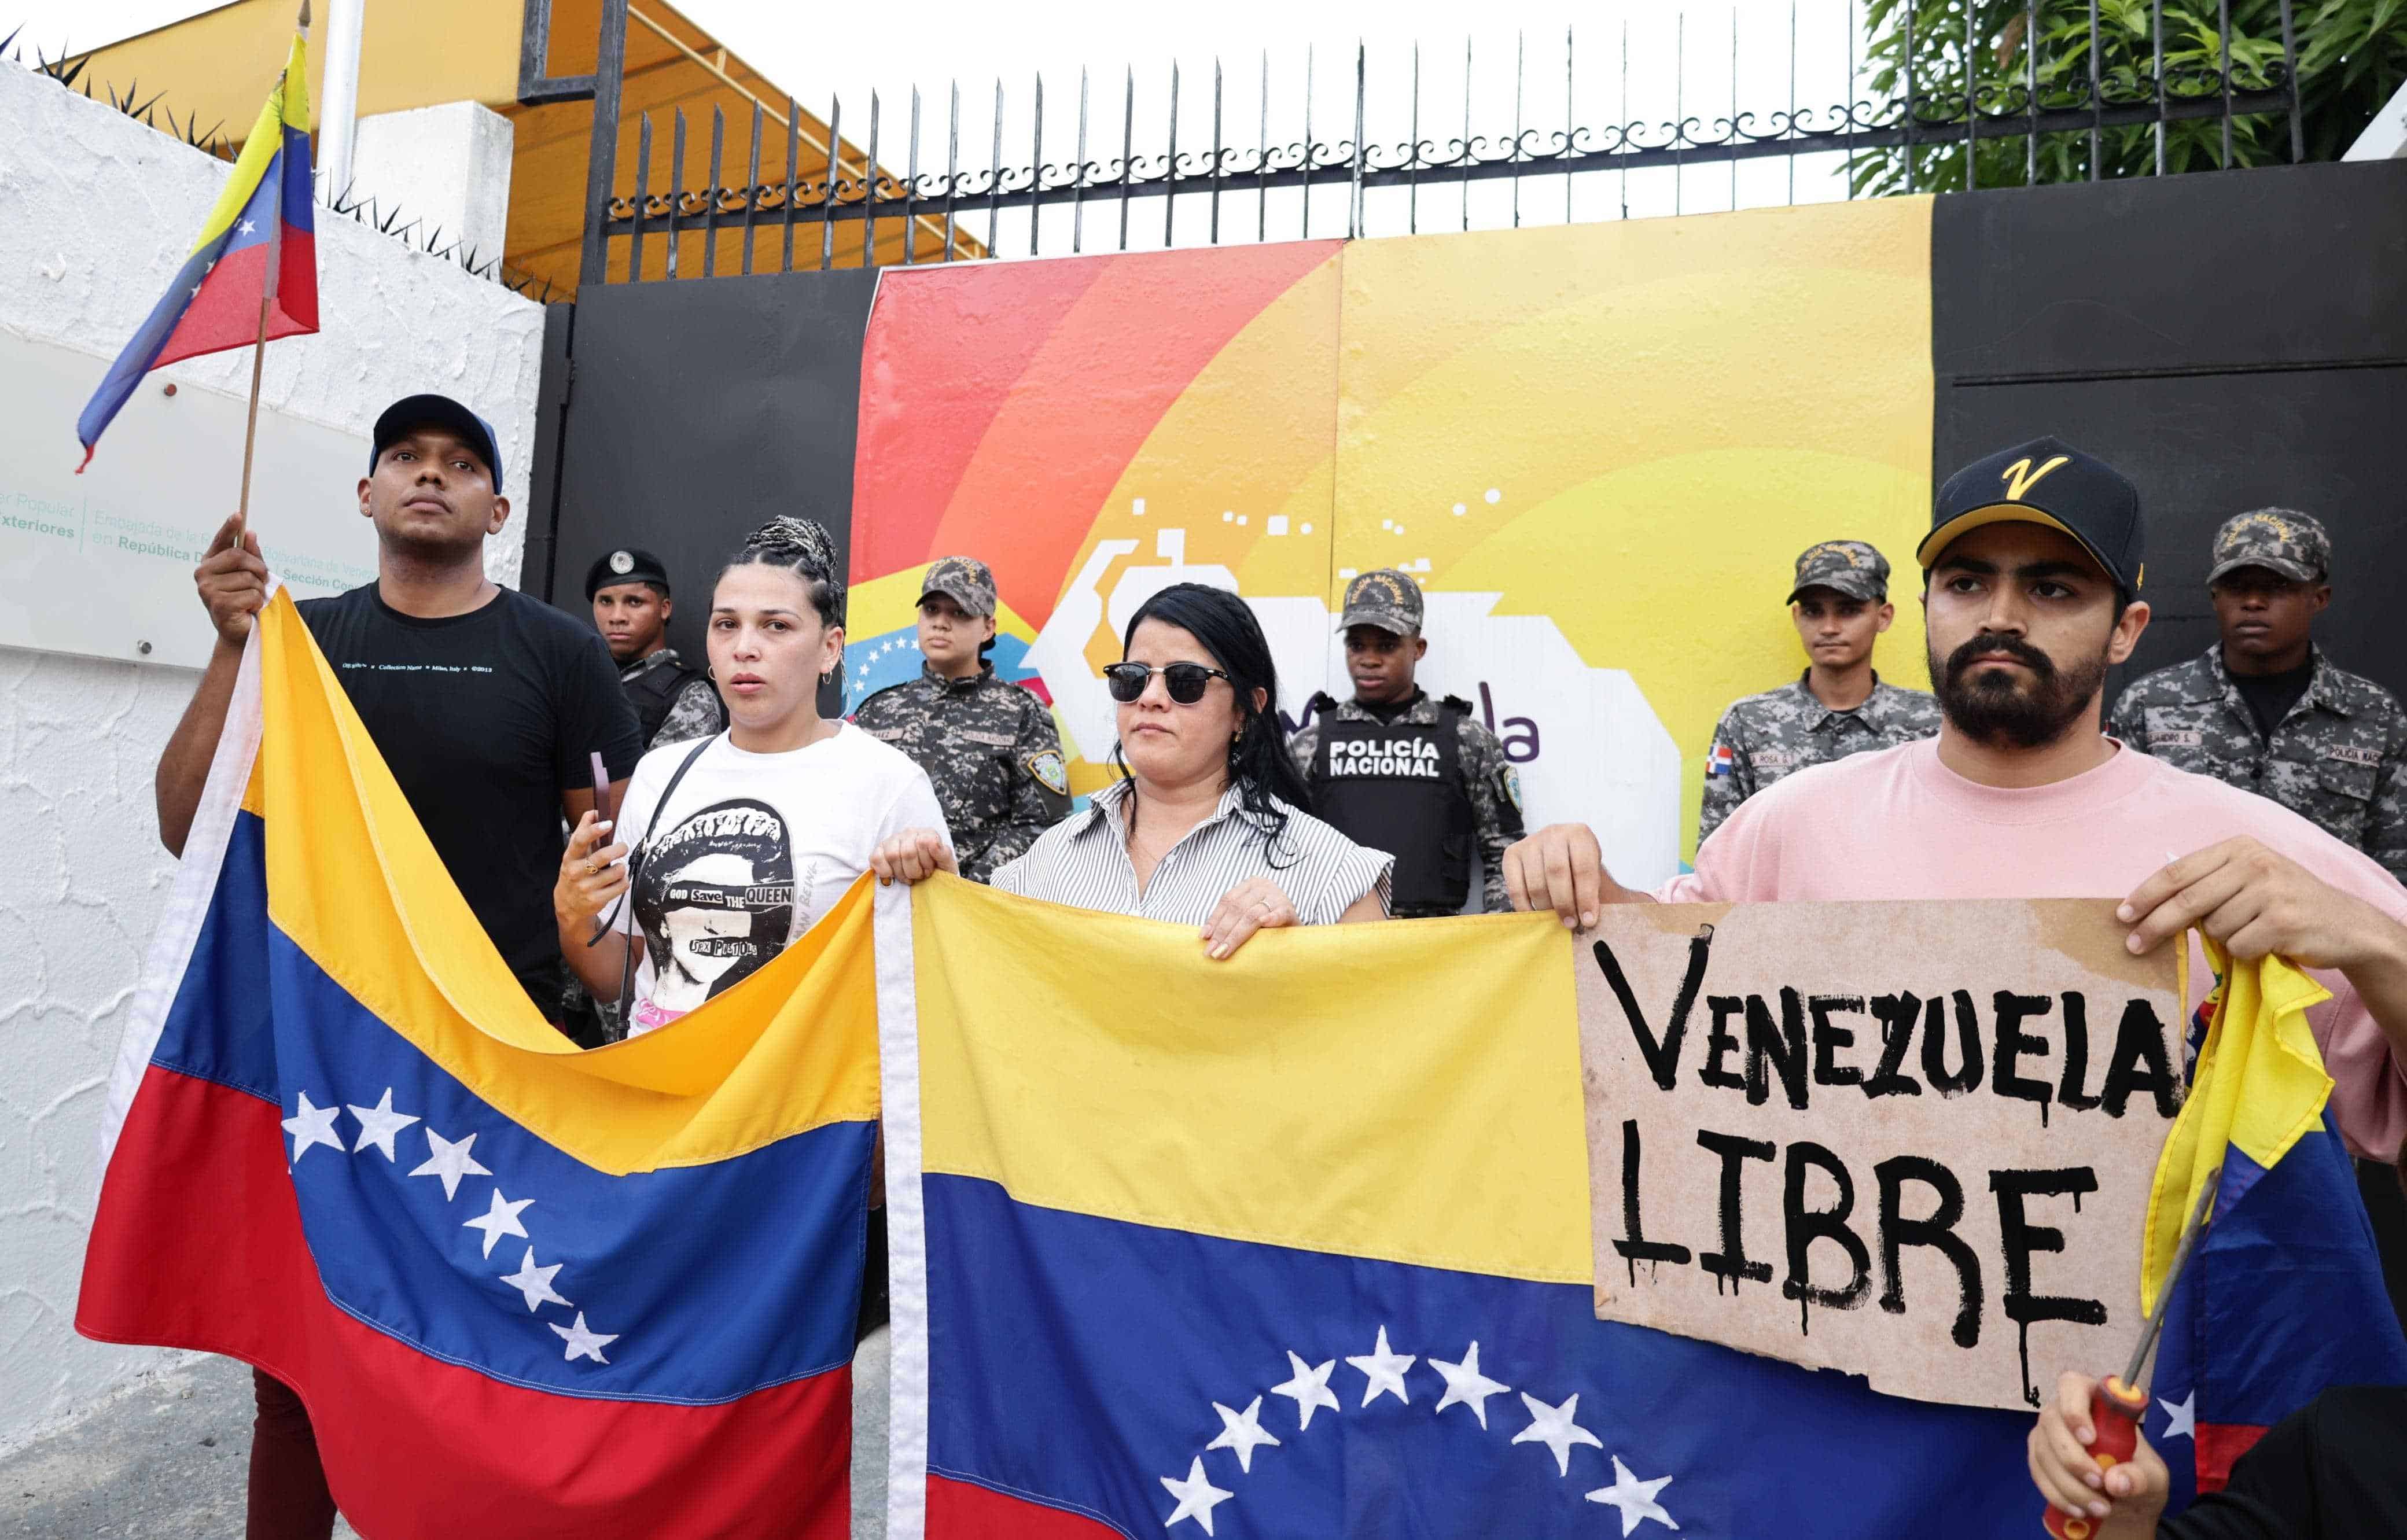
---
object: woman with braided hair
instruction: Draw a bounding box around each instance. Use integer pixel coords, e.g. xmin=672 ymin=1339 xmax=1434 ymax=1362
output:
xmin=554 ymin=516 xmax=947 ymax=1034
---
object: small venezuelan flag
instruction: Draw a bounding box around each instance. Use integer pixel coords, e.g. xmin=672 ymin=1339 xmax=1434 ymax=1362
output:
xmin=75 ymin=26 xmax=319 ymax=470
xmin=2139 ymin=944 xmax=2407 ymax=1501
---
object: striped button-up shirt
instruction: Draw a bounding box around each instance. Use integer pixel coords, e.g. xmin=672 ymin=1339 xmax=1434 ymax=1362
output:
xmin=992 ymin=778 xmax=1393 ymax=926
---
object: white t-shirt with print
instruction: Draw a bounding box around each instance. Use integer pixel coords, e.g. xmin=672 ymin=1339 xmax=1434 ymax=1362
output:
xmin=608 ymin=724 xmax=945 ymax=1035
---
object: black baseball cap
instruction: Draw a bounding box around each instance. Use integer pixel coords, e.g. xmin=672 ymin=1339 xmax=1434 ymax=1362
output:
xmin=370 ymin=394 xmax=503 ymax=489
xmin=584 ymin=547 xmax=672 ymax=600
xmin=1918 ymin=436 xmax=2144 ymax=597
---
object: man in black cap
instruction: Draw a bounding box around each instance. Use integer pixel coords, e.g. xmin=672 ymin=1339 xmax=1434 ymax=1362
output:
xmin=156 ymin=391 xmax=645 ymax=1540
xmin=158 ymin=391 xmax=645 ymax=1023
xmin=1289 ymin=568 xmax=1526 ymax=916
xmin=1502 ymin=435 xmax=2407 ymax=1162
xmin=586 ymin=546 xmax=723 ymax=748
xmin=1698 ymin=539 xmax=1940 ymax=846
xmin=2109 ymin=509 xmax=2407 ymax=883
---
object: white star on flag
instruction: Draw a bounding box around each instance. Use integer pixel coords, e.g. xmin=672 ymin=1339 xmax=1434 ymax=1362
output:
xmin=462 ymin=1189 xmax=532 ymax=1258
xmin=2159 ymin=1390 xmax=2196 ymax=1442
xmin=499 ymin=1248 xmax=572 ymax=1313
xmin=1587 ymin=1456 xmax=1679 ymax=1535
xmin=550 ymin=1311 xmax=617 ymax=1364
xmin=408 ymin=1128 xmax=490 ymax=1200
xmin=237 ymin=219 xmax=256 ymax=235
xmin=1346 ymin=1325 xmax=1415 ymax=1408
xmin=1205 ymin=1396 xmax=1280 ymax=1474
xmin=1429 ymin=1341 xmax=1512 ymax=1428
xmin=1270 ymin=1351 xmax=1339 ymax=1431
xmin=345 ymin=1089 xmax=419 ymax=1160
xmin=1514 ymin=1391 xmax=1603 ymax=1476
xmin=1158 ymin=1456 xmax=1233 ymax=1535
xmin=282 ymin=1092 xmax=344 ymax=1164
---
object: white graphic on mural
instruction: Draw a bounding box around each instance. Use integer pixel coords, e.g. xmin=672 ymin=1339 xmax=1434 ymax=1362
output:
xmin=1024 ymin=526 xmax=1683 ymax=890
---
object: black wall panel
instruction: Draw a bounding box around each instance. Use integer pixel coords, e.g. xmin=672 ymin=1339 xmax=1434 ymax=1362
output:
xmin=1933 ymin=160 xmax=2407 ymax=702
xmin=539 ymin=267 xmax=882 ymax=676
xmin=1934 ymin=367 xmax=2407 ymax=698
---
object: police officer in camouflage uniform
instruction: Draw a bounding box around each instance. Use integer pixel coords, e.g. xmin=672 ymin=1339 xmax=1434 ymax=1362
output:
xmin=1699 ymin=539 xmax=1942 ymax=845
xmin=586 ymin=547 xmax=724 ymax=749
xmin=2108 ymin=509 xmax=2407 ymax=883
xmin=1290 ymin=568 xmax=1525 ymax=917
xmin=853 ymin=557 xmax=1071 ymax=883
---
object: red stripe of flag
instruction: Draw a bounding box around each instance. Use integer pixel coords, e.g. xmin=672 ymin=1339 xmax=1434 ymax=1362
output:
xmin=78 ymin=1064 xmax=851 ymax=1540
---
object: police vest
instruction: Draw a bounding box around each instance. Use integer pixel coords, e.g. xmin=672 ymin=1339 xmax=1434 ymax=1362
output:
xmin=622 ymin=655 xmax=712 ymax=745
xmin=1307 ymin=693 xmax=1474 ymax=915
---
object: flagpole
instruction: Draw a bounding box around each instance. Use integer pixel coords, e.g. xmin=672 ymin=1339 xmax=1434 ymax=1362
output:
xmin=236 ymin=0 xmax=308 ymax=540
xmin=233 ymin=298 xmax=271 ymax=537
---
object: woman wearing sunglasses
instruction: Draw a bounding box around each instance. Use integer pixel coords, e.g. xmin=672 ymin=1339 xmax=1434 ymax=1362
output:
xmin=870 ymin=582 xmax=1392 ymax=957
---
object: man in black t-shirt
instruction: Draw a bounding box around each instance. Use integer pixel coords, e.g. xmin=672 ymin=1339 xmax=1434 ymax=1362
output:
xmin=154 ymin=393 xmax=642 ymax=1539
xmin=159 ymin=393 xmax=642 ymax=1020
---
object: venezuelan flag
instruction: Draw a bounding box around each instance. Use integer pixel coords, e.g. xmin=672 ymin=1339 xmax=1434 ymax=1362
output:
xmin=881 ymin=883 xmax=2050 ymax=1538
xmin=2142 ymin=947 xmax=2407 ymax=1501
xmin=75 ymin=29 xmax=320 ymax=470
xmin=77 ymin=592 xmax=871 ymax=1538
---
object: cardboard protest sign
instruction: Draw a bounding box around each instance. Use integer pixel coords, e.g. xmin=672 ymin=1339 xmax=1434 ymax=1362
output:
xmin=1577 ymin=898 xmax=2183 ymax=1413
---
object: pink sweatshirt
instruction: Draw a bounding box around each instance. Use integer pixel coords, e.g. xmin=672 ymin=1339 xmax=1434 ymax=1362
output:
xmin=1661 ymin=736 xmax=2407 ymax=1160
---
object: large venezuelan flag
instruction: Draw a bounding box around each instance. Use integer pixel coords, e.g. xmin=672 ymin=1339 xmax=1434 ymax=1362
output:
xmin=78 ymin=591 xmax=869 ymax=1538
xmin=75 ymin=30 xmax=320 ymax=469
xmin=879 ymin=882 xmax=2046 ymax=1538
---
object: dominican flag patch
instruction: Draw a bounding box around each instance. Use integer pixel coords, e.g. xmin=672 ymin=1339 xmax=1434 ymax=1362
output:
xmin=1706 ymin=742 xmax=1735 ymax=778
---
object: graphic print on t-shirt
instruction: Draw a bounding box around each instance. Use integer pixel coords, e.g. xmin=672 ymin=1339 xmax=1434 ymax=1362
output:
xmin=630 ymin=797 xmax=815 ymax=1022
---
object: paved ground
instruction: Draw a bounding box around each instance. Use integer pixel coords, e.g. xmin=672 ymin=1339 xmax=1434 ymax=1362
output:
xmin=1 ymin=1331 xmax=890 ymax=1538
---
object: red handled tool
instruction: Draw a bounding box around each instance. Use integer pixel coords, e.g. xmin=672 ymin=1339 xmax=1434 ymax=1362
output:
xmin=2042 ymin=1189 xmax=2214 ymax=1539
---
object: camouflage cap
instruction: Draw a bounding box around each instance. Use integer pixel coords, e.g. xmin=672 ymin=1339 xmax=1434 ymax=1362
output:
xmin=1338 ymin=568 xmax=1425 ymax=635
xmin=919 ymin=555 xmax=998 ymax=618
xmin=2207 ymin=507 xmax=2330 ymax=587
xmin=1786 ymin=539 xmax=1891 ymax=605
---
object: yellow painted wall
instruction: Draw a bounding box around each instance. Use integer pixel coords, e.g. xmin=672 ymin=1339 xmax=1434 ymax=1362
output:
xmin=76 ymin=0 xmax=520 ymax=134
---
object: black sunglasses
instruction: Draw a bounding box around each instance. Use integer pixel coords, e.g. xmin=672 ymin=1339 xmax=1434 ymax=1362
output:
xmin=1103 ymin=661 xmax=1231 ymax=705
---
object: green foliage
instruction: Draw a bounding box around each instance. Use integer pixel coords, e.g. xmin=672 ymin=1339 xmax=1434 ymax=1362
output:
xmin=1847 ymin=0 xmax=2407 ymax=194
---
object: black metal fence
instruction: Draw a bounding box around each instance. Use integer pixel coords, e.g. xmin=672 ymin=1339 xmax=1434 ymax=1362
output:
xmin=580 ymin=0 xmax=2309 ymax=285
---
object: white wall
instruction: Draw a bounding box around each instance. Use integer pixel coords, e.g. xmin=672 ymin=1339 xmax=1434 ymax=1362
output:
xmin=0 ymin=60 xmax=543 ymax=1453
xmin=350 ymin=102 xmax=516 ymax=268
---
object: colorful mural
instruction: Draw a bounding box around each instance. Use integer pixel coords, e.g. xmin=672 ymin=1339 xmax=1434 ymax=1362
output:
xmin=847 ymin=200 xmax=1933 ymax=882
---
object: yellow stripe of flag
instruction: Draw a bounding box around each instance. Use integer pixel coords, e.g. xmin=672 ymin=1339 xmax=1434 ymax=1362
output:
xmin=251 ymin=592 xmax=881 ymax=1174
xmin=188 ymin=34 xmax=310 ymax=255
xmin=912 ymin=876 xmax=1595 ymax=1284
xmin=2141 ymin=939 xmax=2334 ymax=1312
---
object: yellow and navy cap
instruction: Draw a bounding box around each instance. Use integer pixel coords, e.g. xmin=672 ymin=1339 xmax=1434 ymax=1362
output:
xmin=1919 ymin=436 xmax=2144 ymax=597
